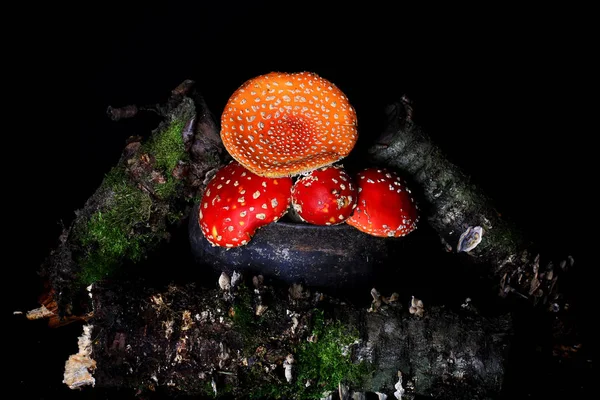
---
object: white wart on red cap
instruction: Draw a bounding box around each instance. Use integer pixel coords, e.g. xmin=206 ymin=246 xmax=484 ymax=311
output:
xmin=220 ymin=71 xmax=358 ymax=178
xmin=346 ymin=167 xmax=419 ymax=237
xmin=198 ymin=161 xmax=293 ymax=247
xmin=291 ymin=165 xmax=357 ymax=226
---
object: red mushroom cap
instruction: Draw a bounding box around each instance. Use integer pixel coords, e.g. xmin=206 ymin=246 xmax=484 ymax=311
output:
xmin=291 ymin=165 xmax=358 ymax=226
xmin=198 ymin=161 xmax=293 ymax=247
xmin=220 ymin=71 xmax=358 ymax=178
xmin=346 ymin=167 xmax=419 ymax=237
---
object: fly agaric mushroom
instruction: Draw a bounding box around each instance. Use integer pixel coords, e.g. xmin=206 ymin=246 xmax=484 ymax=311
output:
xmin=198 ymin=161 xmax=293 ymax=247
xmin=346 ymin=167 xmax=419 ymax=237
xmin=220 ymin=71 xmax=358 ymax=178
xmin=291 ymin=165 xmax=357 ymax=225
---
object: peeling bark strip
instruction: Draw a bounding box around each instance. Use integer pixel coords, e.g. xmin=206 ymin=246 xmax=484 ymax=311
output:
xmin=78 ymin=275 xmax=512 ymax=399
xmin=39 ymin=82 xmax=226 ymax=320
xmin=368 ymin=101 xmax=570 ymax=308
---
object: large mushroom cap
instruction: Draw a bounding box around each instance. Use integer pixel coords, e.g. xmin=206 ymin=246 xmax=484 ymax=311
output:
xmin=220 ymin=71 xmax=358 ymax=178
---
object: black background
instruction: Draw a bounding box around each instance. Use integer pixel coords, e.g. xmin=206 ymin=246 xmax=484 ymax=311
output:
xmin=7 ymin=2 xmax=591 ymax=399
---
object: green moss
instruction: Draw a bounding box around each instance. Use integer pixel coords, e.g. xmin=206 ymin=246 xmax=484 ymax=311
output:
xmin=76 ymin=168 xmax=156 ymax=284
xmin=229 ymin=284 xmax=263 ymax=354
xmin=142 ymin=119 xmax=187 ymax=200
xmin=292 ymin=310 xmax=369 ymax=399
xmin=233 ymin=301 xmax=255 ymax=334
xmin=72 ymin=113 xmax=193 ymax=285
xmin=144 ymin=119 xmax=187 ymax=173
xmin=247 ymin=309 xmax=370 ymax=399
xmin=154 ymin=178 xmax=179 ymax=200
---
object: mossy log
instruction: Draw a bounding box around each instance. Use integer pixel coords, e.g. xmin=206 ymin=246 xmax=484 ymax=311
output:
xmin=65 ymin=274 xmax=512 ymax=399
xmin=38 ymin=81 xmax=226 ymax=323
xmin=368 ymin=100 xmax=570 ymax=309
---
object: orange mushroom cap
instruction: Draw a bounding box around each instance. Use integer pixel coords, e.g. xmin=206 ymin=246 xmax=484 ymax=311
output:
xmin=220 ymin=71 xmax=358 ymax=178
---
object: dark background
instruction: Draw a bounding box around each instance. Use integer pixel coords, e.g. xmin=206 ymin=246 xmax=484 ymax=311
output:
xmin=7 ymin=2 xmax=590 ymax=399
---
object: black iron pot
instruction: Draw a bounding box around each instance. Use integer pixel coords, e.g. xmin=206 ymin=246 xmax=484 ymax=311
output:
xmin=188 ymin=203 xmax=402 ymax=293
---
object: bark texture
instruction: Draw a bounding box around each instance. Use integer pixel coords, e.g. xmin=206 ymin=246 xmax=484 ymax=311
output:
xmin=368 ymin=100 xmax=569 ymax=309
xmin=80 ymin=274 xmax=512 ymax=400
xmin=37 ymin=82 xmax=226 ymax=324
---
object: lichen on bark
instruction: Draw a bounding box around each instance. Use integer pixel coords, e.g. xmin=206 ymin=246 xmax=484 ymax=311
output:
xmin=72 ymin=108 xmax=192 ymax=285
xmin=39 ymin=88 xmax=225 ymax=318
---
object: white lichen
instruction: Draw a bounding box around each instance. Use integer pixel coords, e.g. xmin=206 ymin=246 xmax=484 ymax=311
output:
xmin=211 ymin=378 xmax=217 ymax=396
xmin=25 ymin=305 xmax=54 ymax=320
xmin=255 ymin=304 xmax=268 ymax=316
xmin=457 ymin=226 xmax=483 ymax=252
xmin=218 ymin=272 xmax=231 ymax=290
xmin=394 ymin=371 xmax=405 ymax=399
xmin=283 ymin=354 xmax=295 ymax=383
xmin=63 ymin=324 xmax=96 ymax=389
xmin=409 ymin=296 xmax=424 ymax=317
xmin=231 ymin=270 xmax=242 ymax=287
xmin=368 ymin=288 xmax=382 ymax=312
xmin=163 ymin=319 xmax=174 ymax=339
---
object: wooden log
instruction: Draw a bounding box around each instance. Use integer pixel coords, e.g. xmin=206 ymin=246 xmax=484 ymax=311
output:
xmin=64 ymin=273 xmax=513 ymax=399
xmin=368 ymin=99 xmax=572 ymax=309
xmin=37 ymin=82 xmax=226 ymax=323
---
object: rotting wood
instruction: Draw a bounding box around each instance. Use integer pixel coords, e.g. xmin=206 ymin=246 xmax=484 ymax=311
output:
xmin=368 ymin=99 xmax=573 ymax=310
xmin=65 ymin=273 xmax=513 ymax=399
xmin=38 ymin=81 xmax=227 ymax=323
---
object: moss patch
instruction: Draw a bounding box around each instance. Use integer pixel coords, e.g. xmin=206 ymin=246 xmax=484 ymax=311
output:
xmin=76 ymin=168 xmax=156 ymax=284
xmin=292 ymin=310 xmax=369 ymax=398
xmin=142 ymin=119 xmax=187 ymax=200
xmin=247 ymin=309 xmax=369 ymax=399
xmin=73 ymin=110 xmax=193 ymax=285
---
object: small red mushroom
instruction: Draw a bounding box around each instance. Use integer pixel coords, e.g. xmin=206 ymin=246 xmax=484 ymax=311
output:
xmin=220 ymin=71 xmax=358 ymax=178
xmin=346 ymin=167 xmax=419 ymax=237
xmin=198 ymin=161 xmax=293 ymax=247
xmin=291 ymin=165 xmax=357 ymax=226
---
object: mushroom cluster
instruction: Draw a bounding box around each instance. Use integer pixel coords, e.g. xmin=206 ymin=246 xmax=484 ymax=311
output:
xmin=198 ymin=71 xmax=420 ymax=247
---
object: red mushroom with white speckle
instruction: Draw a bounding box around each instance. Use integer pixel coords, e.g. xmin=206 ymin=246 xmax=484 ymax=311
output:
xmin=220 ymin=71 xmax=358 ymax=178
xmin=198 ymin=161 xmax=293 ymax=247
xmin=346 ymin=167 xmax=419 ymax=237
xmin=291 ymin=165 xmax=357 ymax=226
